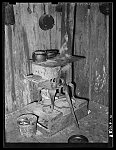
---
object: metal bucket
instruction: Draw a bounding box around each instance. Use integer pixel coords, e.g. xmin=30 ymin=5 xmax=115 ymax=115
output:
xmin=17 ymin=114 xmax=37 ymax=138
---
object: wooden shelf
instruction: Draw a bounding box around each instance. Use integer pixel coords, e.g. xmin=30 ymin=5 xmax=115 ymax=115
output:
xmin=24 ymin=75 xmax=54 ymax=89
xmin=24 ymin=74 xmax=48 ymax=83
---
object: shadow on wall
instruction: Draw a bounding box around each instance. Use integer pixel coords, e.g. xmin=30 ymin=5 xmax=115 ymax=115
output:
xmin=68 ymin=81 xmax=90 ymax=109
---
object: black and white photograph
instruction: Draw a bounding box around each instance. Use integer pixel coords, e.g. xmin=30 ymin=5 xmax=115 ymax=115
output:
xmin=3 ymin=2 xmax=113 ymax=148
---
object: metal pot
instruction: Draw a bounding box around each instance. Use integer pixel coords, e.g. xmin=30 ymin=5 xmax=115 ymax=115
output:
xmin=46 ymin=49 xmax=59 ymax=59
xmin=99 ymin=3 xmax=111 ymax=15
xmin=39 ymin=14 xmax=54 ymax=30
xmin=68 ymin=135 xmax=89 ymax=143
xmin=39 ymin=3 xmax=55 ymax=31
xmin=32 ymin=49 xmax=59 ymax=62
xmin=32 ymin=50 xmax=47 ymax=62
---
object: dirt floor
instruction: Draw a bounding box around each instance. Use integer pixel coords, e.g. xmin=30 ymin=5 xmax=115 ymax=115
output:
xmin=5 ymin=101 xmax=108 ymax=146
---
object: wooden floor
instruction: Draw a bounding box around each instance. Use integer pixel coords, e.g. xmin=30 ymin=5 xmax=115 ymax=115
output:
xmin=5 ymin=101 xmax=108 ymax=145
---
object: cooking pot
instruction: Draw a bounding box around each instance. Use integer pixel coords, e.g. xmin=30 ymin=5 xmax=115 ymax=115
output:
xmin=32 ymin=50 xmax=47 ymax=62
xmin=46 ymin=49 xmax=59 ymax=59
xmin=99 ymin=3 xmax=111 ymax=15
xmin=68 ymin=135 xmax=89 ymax=143
xmin=32 ymin=49 xmax=59 ymax=62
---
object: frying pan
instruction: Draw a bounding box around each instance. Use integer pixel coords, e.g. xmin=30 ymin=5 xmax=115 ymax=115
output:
xmin=39 ymin=3 xmax=54 ymax=30
xmin=99 ymin=3 xmax=111 ymax=15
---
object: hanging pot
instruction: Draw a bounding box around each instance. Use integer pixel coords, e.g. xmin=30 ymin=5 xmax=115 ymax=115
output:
xmin=39 ymin=14 xmax=54 ymax=30
xmin=39 ymin=4 xmax=54 ymax=30
xmin=99 ymin=3 xmax=111 ymax=16
xmin=5 ymin=3 xmax=15 ymax=25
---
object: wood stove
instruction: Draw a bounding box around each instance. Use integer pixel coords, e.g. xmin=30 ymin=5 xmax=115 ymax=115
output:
xmin=24 ymin=53 xmax=88 ymax=136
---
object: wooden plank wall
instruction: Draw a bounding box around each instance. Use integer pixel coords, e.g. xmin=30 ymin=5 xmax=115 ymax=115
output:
xmin=5 ymin=2 xmax=109 ymax=114
xmin=5 ymin=3 xmax=74 ymax=114
xmin=74 ymin=3 xmax=109 ymax=106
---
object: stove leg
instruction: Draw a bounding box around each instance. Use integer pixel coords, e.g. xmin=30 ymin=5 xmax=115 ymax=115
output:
xmin=57 ymin=86 xmax=62 ymax=98
xmin=48 ymin=89 xmax=57 ymax=112
xmin=38 ymin=89 xmax=42 ymax=103
xmin=68 ymin=83 xmax=74 ymax=98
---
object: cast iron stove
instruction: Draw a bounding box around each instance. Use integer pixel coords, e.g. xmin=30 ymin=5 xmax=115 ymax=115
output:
xmin=24 ymin=54 xmax=87 ymax=136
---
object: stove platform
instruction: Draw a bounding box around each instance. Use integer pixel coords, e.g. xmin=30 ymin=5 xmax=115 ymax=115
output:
xmin=30 ymin=97 xmax=88 ymax=137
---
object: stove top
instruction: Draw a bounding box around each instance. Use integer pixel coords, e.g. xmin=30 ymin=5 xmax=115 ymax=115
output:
xmin=32 ymin=54 xmax=86 ymax=67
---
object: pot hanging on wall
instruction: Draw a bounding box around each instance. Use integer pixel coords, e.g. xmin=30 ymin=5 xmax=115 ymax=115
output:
xmin=99 ymin=3 xmax=111 ymax=16
xmin=39 ymin=3 xmax=54 ymax=30
xmin=5 ymin=3 xmax=15 ymax=25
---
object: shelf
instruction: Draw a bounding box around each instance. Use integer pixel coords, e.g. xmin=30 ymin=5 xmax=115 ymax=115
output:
xmin=24 ymin=75 xmax=53 ymax=89
xmin=24 ymin=74 xmax=48 ymax=83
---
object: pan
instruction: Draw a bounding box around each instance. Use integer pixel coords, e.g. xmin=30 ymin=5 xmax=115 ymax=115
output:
xmin=39 ymin=3 xmax=54 ymax=30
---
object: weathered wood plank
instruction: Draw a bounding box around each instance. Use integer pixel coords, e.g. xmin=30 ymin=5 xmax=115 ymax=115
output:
xmin=5 ymin=3 xmax=61 ymax=114
xmin=12 ymin=3 xmax=31 ymax=107
xmin=60 ymin=3 xmax=75 ymax=83
xmin=5 ymin=26 xmax=13 ymax=113
xmin=73 ymin=3 xmax=108 ymax=106
xmin=90 ymin=4 xmax=108 ymax=106
xmin=66 ymin=3 xmax=75 ymax=83
xmin=7 ymin=25 xmax=17 ymax=111
xmin=39 ymin=3 xmax=50 ymax=49
xmin=5 ymin=3 xmax=109 ymax=115
xmin=56 ymin=5 xmax=61 ymax=50
xmin=48 ymin=3 xmax=57 ymax=49
xmin=61 ymin=3 xmax=66 ymax=48
xmin=74 ymin=3 xmax=89 ymax=98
